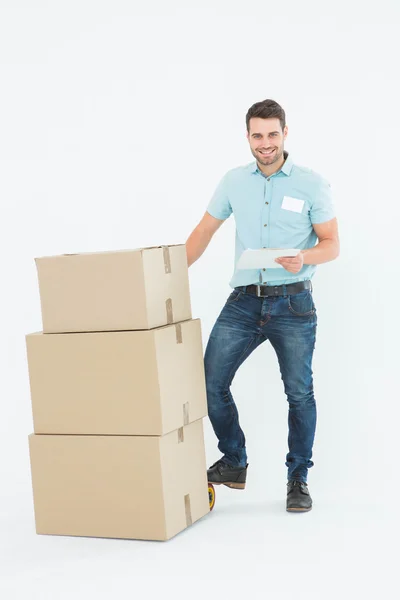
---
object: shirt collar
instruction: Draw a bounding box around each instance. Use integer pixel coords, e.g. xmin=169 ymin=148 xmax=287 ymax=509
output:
xmin=250 ymin=150 xmax=293 ymax=177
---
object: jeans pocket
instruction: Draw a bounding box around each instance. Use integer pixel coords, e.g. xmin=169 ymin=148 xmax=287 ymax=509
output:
xmin=288 ymin=290 xmax=316 ymax=316
xmin=226 ymin=290 xmax=243 ymax=305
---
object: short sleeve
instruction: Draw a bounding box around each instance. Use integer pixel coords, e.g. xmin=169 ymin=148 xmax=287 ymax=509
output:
xmin=206 ymin=172 xmax=233 ymax=220
xmin=310 ymin=177 xmax=336 ymax=224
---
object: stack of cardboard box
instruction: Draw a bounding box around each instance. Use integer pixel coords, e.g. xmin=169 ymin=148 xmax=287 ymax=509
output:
xmin=26 ymin=245 xmax=210 ymax=541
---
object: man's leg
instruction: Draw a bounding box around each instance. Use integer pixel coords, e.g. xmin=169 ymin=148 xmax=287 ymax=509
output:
xmin=204 ymin=289 xmax=266 ymax=468
xmin=267 ymin=290 xmax=318 ymax=484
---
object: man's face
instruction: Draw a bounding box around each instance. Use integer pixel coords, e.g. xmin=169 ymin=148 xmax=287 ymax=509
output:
xmin=246 ymin=117 xmax=288 ymax=166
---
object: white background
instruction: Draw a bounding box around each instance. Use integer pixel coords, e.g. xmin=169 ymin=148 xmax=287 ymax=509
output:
xmin=0 ymin=0 xmax=399 ymax=598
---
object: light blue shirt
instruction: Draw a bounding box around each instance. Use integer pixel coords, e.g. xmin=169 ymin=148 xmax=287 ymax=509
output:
xmin=207 ymin=151 xmax=335 ymax=288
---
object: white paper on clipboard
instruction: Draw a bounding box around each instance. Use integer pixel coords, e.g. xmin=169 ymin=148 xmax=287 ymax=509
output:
xmin=236 ymin=248 xmax=300 ymax=270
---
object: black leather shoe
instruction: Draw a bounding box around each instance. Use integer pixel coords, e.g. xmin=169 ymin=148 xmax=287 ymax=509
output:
xmin=286 ymin=480 xmax=312 ymax=512
xmin=207 ymin=459 xmax=248 ymax=489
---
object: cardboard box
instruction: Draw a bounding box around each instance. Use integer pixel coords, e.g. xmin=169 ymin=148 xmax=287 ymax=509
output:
xmin=26 ymin=319 xmax=207 ymax=436
xmin=35 ymin=245 xmax=191 ymax=333
xmin=28 ymin=420 xmax=209 ymax=541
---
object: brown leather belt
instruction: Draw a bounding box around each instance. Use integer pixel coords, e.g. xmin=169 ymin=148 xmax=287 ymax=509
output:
xmin=236 ymin=280 xmax=312 ymax=298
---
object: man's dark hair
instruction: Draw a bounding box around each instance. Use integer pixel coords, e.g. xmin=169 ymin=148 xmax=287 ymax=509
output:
xmin=246 ymin=99 xmax=286 ymax=133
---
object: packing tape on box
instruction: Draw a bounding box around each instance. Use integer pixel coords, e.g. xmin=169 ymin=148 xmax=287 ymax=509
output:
xmin=183 ymin=402 xmax=189 ymax=425
xmin=175 ymin=323 xmax=182 ymax=344
xmin=184 ymin=494 xmax=192 ymax=527
xmin=166 ymin=298 xmax=173 ymax=324
xmin=162 ymin=246 xmax=171 ymax=274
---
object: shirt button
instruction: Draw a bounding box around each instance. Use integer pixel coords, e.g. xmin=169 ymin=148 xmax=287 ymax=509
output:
xmin=264 ymin=224 xmax=267 ymax=227
xmin=265 ymin=201 xmax=268 ymax=204
xmin=263 ymin=268 xmax=266 ymax=271
xmin=267 ymin=178 xmax=271 ymax=181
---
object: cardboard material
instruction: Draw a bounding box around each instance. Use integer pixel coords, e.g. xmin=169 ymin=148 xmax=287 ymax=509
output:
xmin=35 ymin=245 xmax=191 ymax=333
xmin=26 ymin=319 xmax=207 ymax=435
xmin=28 ymin=420 xmax=209 ymax=541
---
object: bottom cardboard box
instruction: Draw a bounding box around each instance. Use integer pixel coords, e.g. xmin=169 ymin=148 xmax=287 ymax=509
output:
xmin=29 ymin=419 xmax=209 ymax=541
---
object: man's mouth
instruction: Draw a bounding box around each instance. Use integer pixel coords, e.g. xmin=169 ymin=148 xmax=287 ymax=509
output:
xmin=258 ymin=149 xmax=276 ymax=156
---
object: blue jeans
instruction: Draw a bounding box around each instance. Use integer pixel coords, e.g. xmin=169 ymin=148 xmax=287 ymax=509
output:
xmin=204 ymin=285 xmax=318 ymax=483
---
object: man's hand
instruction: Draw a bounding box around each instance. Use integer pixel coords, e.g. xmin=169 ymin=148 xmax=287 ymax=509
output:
xmin=275 ymin=252 xmax=304 ymax=273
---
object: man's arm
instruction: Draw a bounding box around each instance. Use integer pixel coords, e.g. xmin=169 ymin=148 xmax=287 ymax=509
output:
xmin=185 ymin=211 xmax=225 ymax=267
xmin=275 ymin=218 xmax=340 ymax=272
xmin=301 ymin=217 xmax=340 ymax=264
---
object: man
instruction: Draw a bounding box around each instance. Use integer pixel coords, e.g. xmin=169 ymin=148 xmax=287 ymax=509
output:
xmin=185 ymin=99 xmax=339 ymax=512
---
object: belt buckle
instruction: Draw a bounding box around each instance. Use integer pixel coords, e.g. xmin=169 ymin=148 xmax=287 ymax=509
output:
xmin=256 ymin=285 xmax=268 ymax=298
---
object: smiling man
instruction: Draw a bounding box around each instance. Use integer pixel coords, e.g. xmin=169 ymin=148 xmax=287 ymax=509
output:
xmin=185 ymin=99 xmax=339 ymax=512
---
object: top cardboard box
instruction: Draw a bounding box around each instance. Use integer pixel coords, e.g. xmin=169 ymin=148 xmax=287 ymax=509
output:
xmin=35 ymin=245 xmax=192 ymax=333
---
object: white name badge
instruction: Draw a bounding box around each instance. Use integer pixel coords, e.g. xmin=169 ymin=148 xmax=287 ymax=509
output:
xmin=282 ymin=196 xmax=305 ymax=213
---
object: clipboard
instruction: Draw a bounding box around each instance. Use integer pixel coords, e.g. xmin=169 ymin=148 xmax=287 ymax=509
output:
xmin=236 ymin=248 xmax=300 ymax=270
